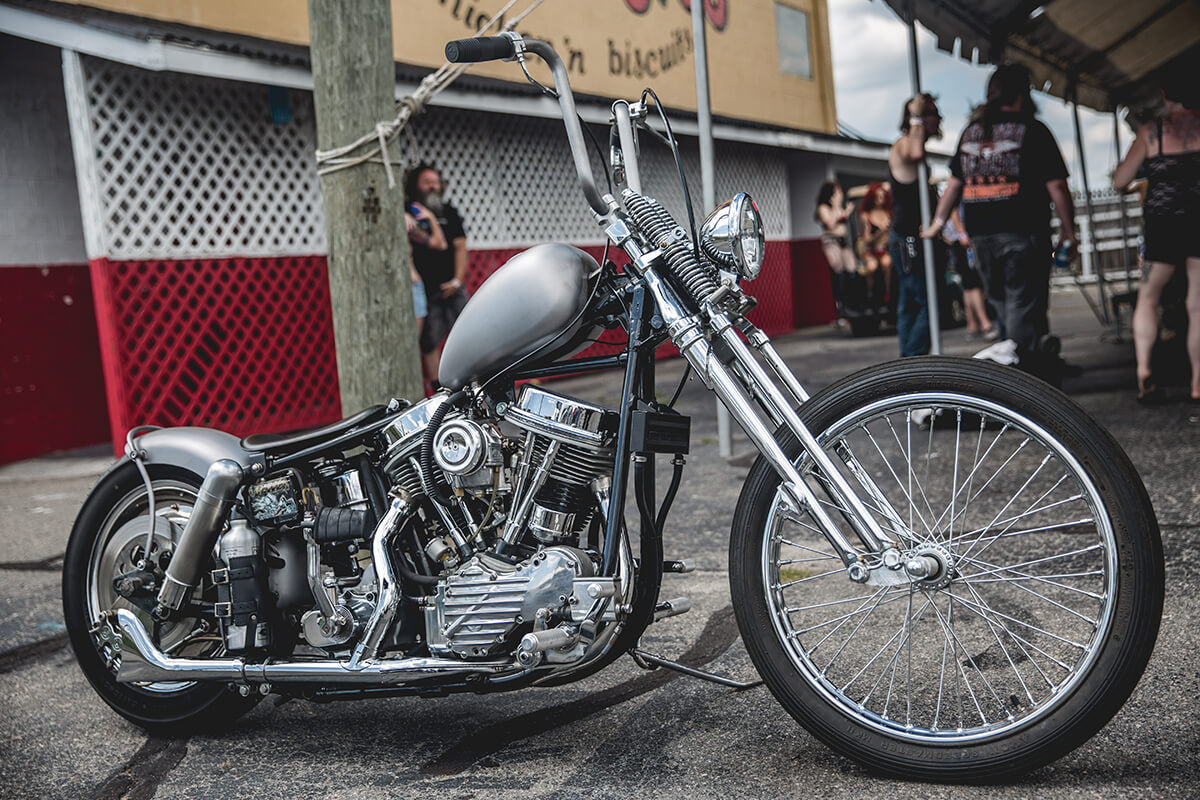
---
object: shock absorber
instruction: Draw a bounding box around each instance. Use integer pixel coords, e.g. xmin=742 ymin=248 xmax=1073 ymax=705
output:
xmin=622 ymin=189 xmax=720 ymax=304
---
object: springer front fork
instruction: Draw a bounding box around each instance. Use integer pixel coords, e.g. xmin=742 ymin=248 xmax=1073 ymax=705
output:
xmin=634 ymin=260 xmax=908 ymax=584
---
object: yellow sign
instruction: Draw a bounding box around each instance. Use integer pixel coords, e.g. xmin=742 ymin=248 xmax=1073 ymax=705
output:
xmin=52 ymin=0 xmax=836 ymax=133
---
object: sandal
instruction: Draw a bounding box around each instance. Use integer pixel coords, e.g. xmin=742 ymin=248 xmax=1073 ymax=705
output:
xmin=1136 ymin=376 xmax=1168 ymax=406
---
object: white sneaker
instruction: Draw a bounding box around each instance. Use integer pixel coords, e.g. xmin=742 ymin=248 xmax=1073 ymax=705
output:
xmin=973 ymin=339 xmax=1018 ymax=366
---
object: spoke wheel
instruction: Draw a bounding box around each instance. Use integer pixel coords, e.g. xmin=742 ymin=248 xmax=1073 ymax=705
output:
xmin=730 ymin=358 xmax=1162 ymax=781
xmin=64 ymin=462 xmax=259 ymax=732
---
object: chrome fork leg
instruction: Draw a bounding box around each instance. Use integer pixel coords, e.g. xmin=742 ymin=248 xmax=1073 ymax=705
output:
xmin=641 ymin=268 xmax=891 ymax=569
xmin=670 ymin=324 xmax=862 ymax=565
xmin=709 ymin=310 xmax=893 ymax=555
xmin=737 ymin=318 xmax=911 ymax=545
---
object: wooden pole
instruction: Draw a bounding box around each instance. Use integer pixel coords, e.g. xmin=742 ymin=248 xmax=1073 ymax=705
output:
xmin=308 ymin=0 xmax=423 ymax=413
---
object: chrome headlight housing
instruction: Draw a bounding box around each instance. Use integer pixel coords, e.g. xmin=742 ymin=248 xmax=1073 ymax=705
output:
xmin=698 ymin=193 xmax=765 ymax=281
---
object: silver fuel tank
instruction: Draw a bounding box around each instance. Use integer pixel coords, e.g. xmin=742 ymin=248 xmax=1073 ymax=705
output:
xmin=437 ymin=244 xmax=601 ymax=390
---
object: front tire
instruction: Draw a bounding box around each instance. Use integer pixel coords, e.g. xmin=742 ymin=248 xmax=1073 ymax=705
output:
xmin=730 ymin=357 xmax=1162 ymax=781
xmin=63 ymin=461 xmax=258 ymax=733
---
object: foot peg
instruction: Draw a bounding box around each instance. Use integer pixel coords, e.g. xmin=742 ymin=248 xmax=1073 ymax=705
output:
xmin=653 ymin=597 xmax=691 ymax=621
xmin=662 ymin=560 xmax=694 ymax=573
xmin=516 ymin=626 xmax=579 ymax=667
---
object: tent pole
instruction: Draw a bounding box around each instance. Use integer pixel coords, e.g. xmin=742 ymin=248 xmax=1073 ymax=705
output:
xmin=1071 ymin=83 xmax=1111 ymax=326
xmin=692 ymin=0 xmax=733 ymax=458
xmin=905 ymin=0 xmax=941 ymax=354
xmin=1113 ymin=109 xmax=1134 ymax=296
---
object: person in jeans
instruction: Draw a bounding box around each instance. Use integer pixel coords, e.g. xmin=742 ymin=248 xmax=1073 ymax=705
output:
xmin=888 ymin=92 xmax=942 ymax=356
xmin=926 ymin=64 xmax=1077 ymax=382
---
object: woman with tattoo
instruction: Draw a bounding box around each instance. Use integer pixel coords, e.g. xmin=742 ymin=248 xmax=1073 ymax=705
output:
xmin=1114 ymin=74 xmax=1200 ymax=404
xmin=816 ymin=181 xmax=857 ymax=325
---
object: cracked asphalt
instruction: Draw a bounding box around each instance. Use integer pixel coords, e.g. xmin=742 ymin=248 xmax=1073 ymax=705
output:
xmin=1 ymin=289 xmax=1197 ymax=799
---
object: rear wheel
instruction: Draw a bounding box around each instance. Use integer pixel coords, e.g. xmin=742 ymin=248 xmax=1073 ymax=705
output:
xmin=63 ymin=462 xmax=258 ymax=733
xmin=730 ymin=357 xmax=1163 ymax=781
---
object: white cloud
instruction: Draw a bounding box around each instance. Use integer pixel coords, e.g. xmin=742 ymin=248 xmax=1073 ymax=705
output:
xmin=828 ymin=0 xmax=1123 ymax=191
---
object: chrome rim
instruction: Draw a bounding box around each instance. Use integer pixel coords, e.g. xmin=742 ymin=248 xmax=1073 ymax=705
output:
xmin=86 ymin=479 xmax=221 ymax=693
xmin=762 ymin=392 xmax=1117 ymax=744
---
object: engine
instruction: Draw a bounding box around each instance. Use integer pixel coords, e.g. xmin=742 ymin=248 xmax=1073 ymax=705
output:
xmin=226 ymin=385 xmax=622 ymax=667
xmin=382 ymin=385 xmax=620 ymax=659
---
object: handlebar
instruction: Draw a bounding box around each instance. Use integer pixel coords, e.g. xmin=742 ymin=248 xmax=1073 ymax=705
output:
xmin=445 ymin=35 xmax=614 ymax=217
xmin=444 ymin=35 xmax=517 ymax=64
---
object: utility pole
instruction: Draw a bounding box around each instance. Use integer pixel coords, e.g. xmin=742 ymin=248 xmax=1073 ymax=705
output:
xmin=308 ymin=0 xmax=423 ymax=413
xmin=692 ymin=0 xmax=734 ymax=458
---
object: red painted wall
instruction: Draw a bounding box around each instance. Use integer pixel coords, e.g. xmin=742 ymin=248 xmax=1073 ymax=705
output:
xmin=0 ymin=266 xmax=110 ymax=463
xmin=2 ymin=238 xmax=832 ymax=463
xmin=88 ymin=256 xmax=342 ymax=456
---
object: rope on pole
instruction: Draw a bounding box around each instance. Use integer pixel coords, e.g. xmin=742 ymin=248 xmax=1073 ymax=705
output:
xmin=313 ymin=0 xmax=545 ymax=186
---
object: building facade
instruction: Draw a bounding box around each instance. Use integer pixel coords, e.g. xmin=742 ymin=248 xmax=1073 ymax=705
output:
xmin=0 ymin=0 xmax=894 ymax=461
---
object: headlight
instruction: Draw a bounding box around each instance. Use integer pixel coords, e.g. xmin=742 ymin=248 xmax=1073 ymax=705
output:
xmin=698 ymin=193 xmax=765 ymax=281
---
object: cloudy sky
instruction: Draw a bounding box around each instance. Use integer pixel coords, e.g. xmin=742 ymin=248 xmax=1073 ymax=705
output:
xmin=827 ymin=0 xmax=1126 ymax=191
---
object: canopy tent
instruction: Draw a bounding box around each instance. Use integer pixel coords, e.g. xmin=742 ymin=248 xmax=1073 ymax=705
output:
xmin=880 ymin=0 xmax=1200 ymax=117
xmin=880 ymin=0 xmax=1200 ymax=338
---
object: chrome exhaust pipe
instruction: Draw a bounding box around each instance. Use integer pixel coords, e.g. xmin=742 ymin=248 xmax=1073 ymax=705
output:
xmin=106 ymin=609 xmax=516 ymax=685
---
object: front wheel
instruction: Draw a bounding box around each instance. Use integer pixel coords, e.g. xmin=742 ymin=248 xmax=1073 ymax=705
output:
xmin=730 ymin=357 xmax=1163 ymax=781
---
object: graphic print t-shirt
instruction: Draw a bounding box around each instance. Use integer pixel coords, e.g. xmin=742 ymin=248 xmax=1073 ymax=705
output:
xmin=949 ymin=113 xmax=1069 ymax=237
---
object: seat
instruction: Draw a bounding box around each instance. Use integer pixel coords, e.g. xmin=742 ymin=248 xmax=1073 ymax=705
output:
xmin=240 ymin=404 xmax=389 ymax=454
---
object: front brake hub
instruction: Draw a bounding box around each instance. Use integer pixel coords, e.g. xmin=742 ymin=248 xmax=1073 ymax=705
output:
xmin=904 ymin=543 xmax=955 ymax=590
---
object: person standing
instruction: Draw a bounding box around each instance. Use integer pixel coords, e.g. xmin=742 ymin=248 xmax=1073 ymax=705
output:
xmin=1112 ymin=73 xmax=1200 ymax=404
xmin=943 ymin=206 xmax=996 ymax=340
xmin=888 ymin=93 xmax=942 ymax=357
xmin=926 ymin=64 xmax=1077 ymax=382
xmin=815 ymin=181 xmax=856 ymax=325
xmin=405 ymin=163 xmax=469 ymax=386
xmin=858 ymin=182 xmax=893 ymax=309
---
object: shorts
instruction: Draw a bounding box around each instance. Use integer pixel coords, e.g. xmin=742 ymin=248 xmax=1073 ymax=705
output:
xmin=420 ymin=288 xmax=469 ymax=354
xmin=1143 ymin=214 xmax=1200 ymax=266
xmin=412 ymin=282 xmax=427 ymax=320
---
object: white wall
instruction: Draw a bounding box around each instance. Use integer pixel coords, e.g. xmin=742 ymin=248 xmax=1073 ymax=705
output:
xmin=0 ymin=35 xmax=86 ymax=266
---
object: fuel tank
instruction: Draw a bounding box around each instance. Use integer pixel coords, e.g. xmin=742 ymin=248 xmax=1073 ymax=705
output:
xmin=438 ymin=244 xmax=601 ymax=390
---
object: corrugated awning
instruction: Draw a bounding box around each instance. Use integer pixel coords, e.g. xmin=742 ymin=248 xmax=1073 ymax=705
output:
xmin=881 ymin=0 xmax=1200 ymax=115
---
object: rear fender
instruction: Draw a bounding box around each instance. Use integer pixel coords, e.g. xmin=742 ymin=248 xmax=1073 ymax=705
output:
xmin=131 ymin=427 xmax=265 ymax=480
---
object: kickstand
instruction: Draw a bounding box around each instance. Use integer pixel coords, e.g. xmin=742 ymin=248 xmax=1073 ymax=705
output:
xmin=631 ymin=649 xmax=762 ymax=690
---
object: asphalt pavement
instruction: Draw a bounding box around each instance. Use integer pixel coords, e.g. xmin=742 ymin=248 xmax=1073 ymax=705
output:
xmin=1 ymin=286 xmax=1197 ymax=799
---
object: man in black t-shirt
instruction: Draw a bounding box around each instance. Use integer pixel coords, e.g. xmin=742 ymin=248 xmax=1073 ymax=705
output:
xmin=926 ymin=65 xmax=1077 ymax=381
xmin=405 ymin=163 xmax=469 ymax=385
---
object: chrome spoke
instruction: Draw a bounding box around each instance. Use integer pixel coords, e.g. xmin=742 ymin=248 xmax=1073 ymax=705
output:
xmin=773 ymin=567 xmax=846 ymax=590
xmin=959 ymin=581 xmax=1057 ymax=689
xmin=810 ymin=588 xmax=901 ymax=666
xmin=946 ymin=592 xmax=1088 ymax=651
xmin=861 ymin=422 xmax=936 ymax=540
xmin=763 ymin=390 xmax=1116 ymax=745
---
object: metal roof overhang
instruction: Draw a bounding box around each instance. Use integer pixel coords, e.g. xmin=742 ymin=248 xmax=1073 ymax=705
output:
xmin=881 ymin=0 xmax=1200 ymax=115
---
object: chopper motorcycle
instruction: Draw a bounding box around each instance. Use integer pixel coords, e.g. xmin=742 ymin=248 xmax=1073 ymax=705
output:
xmin=65 ymin=34 xmax=1163 ymax=782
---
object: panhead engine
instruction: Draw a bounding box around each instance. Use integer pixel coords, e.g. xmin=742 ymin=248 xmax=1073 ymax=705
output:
xmin=423 ymin=386 xmax=620 ymax=659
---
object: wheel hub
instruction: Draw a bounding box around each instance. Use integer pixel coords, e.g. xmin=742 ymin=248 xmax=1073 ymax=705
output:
xmin=904 ymin=543 xmax=955 ymax=590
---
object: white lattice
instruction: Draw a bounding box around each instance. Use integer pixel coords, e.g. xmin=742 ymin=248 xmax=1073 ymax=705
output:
xmin=78 ymin=56 xmax=791 ymax=260
xmin=82 ymin=57 xmax=325 ymax=260
xmin=410 ymin=105 xmax=790 ymax=246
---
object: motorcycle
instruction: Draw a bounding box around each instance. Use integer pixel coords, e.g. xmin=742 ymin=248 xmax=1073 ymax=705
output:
xmin=64 ymin=34 xmax=1163 ymax=782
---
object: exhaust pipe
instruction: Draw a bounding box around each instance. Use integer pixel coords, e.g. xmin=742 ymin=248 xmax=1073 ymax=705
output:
xmin=105 ymin=609 xmax=516 ymax=685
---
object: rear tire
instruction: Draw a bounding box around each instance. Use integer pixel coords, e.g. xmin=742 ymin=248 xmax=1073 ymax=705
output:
xmin=730 ymin=357 xmax=1162 ymax=781
xmin=63 ymin=461 xmax=259 ymax=733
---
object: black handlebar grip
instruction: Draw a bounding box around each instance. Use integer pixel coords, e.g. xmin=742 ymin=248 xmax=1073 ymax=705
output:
xmin=445 ymin=36 xmax=517 ymax=63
